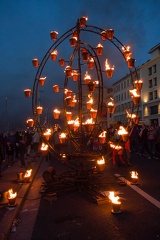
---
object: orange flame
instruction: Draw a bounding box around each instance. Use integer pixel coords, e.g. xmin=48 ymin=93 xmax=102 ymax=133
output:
xmin=131 ymin=171 xmax=138 ymax=179
xmin=24 ymin=169 xmax=32 ymax=178
xmin=8 ymin=188 xmax=17 ymax=199
xmin=109 ymin=191 xmax=121 ymax=204
xmin=105 ymin=59 xmax=114 ymax=70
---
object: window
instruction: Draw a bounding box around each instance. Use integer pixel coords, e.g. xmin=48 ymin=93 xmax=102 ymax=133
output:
xmin=124 ymin=81 xmax=126 ymax=88
xmin=121 ymin=93 xmax=123 ymax=101
xmin=153 ymin=77 xmax=157 ymax=86
xmin=149 ymin=79 xmax=152 ymax=88
xmin=124 ymin=92 xmax=126 ymax=100
xmin=154 ymin=90 xmax=157 ymax=99
xmin=127 ymin=79 xmax=129 ymax=87
xmin=121 ymin=82 xmax=123 ymax=90
xmin=153 ymin=64 xmax=156 ymax=73
xmin=148 ymin=67 xmax=152 ymax=76
xmin=149 ymin=92 xmax=153 ymax=100
xmin=150 ymin=105 xmax=158 ymax=115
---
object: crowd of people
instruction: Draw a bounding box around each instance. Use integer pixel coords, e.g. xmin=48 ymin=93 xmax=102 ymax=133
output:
xmin=0 ymin=122 xmax=160 ymax=176
xmin=107 ymin=122 xmax=160 ymax=165
xmin=0 ymin=130 xmax=40 ymax=177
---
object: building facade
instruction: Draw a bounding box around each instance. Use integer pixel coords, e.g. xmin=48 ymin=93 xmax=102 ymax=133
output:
xmin=107 ymin=43 xmax=160 ymax=127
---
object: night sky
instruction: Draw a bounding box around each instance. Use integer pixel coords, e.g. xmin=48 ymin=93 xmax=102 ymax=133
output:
xmin=0 ymin=0 xmax=160 ymax=132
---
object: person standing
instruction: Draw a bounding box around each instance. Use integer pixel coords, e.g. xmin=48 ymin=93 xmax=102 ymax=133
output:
xmin=0 ymin=134 xmax=5 ymax=177
xmin=19 ymin=136 xmax=27 ymax=167
xmin=32 ymin=130 xmax=40 ymax=154
xmin=6 ymin=141 xmax=14 ymax=167
xmin=139 ymin=124 xmax=149 ymax=157
xmin=25 ymin=130 xmax=32 ymax=157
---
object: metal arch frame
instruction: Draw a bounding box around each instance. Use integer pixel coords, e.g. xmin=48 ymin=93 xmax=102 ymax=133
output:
xmin=63 ymin=41 xmax=104 ymax=149
xmin=31 ymin=19 xmax=140 ymax=151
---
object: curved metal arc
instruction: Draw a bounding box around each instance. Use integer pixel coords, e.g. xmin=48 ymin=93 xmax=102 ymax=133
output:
xmin=32 ymin=26 xmax=78 ymax=119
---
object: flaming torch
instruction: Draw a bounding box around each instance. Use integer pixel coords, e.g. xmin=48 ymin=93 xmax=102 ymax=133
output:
xmin=24 ymin=169 xmax=32 ymax=183
xmin=40 ymin=143 xmax=49 ymax=156
xmin=43 ymin=129 xmax=51 ymax=140
xmin=118 ymin=126 xmax=129 ymax=142
xmin=27 ymin=118 xmax=34 ymax=128
xmin=8 ymin=188 xmax=17 ymax=206
xmin=105 ymin=59 xmax=114 ymax=78
xmin=83 ymin=118 xmax=95 ymax=131
xmin=53 ymin=109 xmax=60 ymax=119
xmin=84 ymin=71 xmax=91 ymax=84
xmin=96 ymin=43 xmax=103 ymax=56
xmin=87 ymin=57 xmax=94 ymax=69
xmin=134 ymin=80 xmax=143 ymax=92
xmin=122 ymin=46 xmax=131 ymax=60
xmin=107 ymin=99 xmax=115 ymax=116
xmin=109 ymin=191 xmax=121 ymax=214
xmin=90 ymin=108 xmax=97 ymax=119
xmin=97 ymin=156 xmax=105 ymax=171
xmin=130 ymin=171 xmax=138 ymax=184
xmin=86 ymin=97 xmax=93 ymax=110
xmin=51 ymin=49 xmax=58 ymax=61
xmin=98 ymin=131 xmax=106 ymax=144
xmin=129 ymin=89 xmax=141 ymax=105
xmin=59 ymin=132 xmax=66 ymax=143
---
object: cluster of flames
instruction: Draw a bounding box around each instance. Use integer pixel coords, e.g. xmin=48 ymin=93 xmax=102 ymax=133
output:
xmin=117 ymin=126 xmax=128 ymax=136
xmin=108 ymin=141 xmax=123 ymax=150
xmin=108 ymin=191 xmax=121 ymax=205
xmin=99 ymin=131 xmax=106 ymax=138
xmin=97 ymin=156 xmax=105 ymax=165
xmin=130 ymin=171 xmax=138 ymax=179
xmin=8 ymin=188 xmax=17 ymax=200
xmin=41 ymin=143 xmax=49 ymax=151
xmin=24 ymin=169 xmax=32 ymax=178
xmin=105 ymin=59 xmax=114 ymax=71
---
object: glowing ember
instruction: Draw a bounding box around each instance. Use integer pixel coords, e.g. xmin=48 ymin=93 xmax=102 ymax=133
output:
xmin=105 ymin=59 xmax=114 ymax=70
xmin=118 ymin=126 xmax=128 ymax=135
xmin=8 ymin=188 xmax=17 ymax=199
xmin=24 ymin=169 xmax=32 ymax=178
xmin=97 ymin=156 xmax=105 ymax=165
xmin=109 ymin=191 xmax=121 ymax=204
xmin=131 ymin=171 xmax=138 ymax=179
